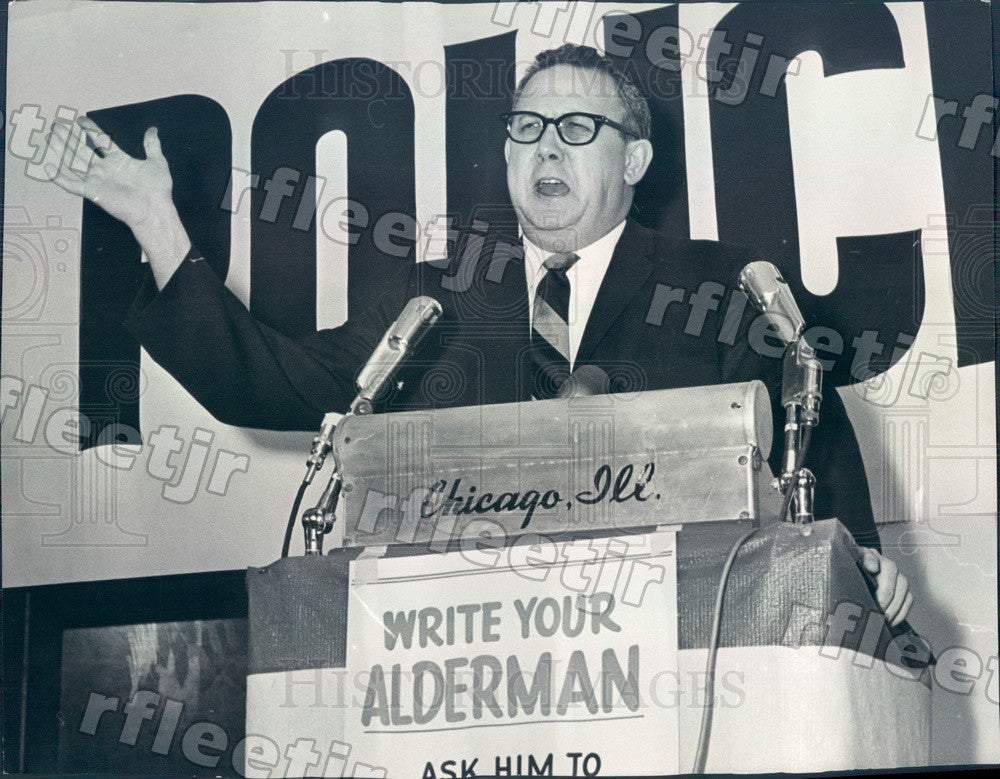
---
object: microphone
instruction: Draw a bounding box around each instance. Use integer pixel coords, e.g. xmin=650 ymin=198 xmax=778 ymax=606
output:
xmin=737 ymin=261 xmax=806 ymax=346
xmin=352 ymin=295 xmax=444 ymax=413
xmin=738 ymin=258 xmax=821 ymax=422
xmin=738 ymin=260 xmax=822 ymax=517
xmin=304 ymin=295 xmax=443 ymax=482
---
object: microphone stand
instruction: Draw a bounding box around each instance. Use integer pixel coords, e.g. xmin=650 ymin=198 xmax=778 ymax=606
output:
xmin=300 ymin=396 xmax=375 ymax=556
xmin=778 ymin=337 xmax=823 ymax=523
xmin=301 ymin=469 xmax=341 ymax=555
xmin=737 ymin=261 xmax=825 ymax=524
xmin=286 ymin=295 xmax=442 ymax=557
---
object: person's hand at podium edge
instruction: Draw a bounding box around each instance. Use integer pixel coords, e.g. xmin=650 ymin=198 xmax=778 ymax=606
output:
xmin=860 ymin=548 xmax=913 ymax=626
xmin=45 ymin=115 xmax=192 ymax=290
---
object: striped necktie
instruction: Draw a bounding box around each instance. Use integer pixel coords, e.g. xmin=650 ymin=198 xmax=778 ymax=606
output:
xmin=530 ymin=252 xmax=580 ymax=399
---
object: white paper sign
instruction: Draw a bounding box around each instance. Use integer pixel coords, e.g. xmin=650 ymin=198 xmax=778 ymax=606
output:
xmin=344 ymin=529 xmax=678 ymax=777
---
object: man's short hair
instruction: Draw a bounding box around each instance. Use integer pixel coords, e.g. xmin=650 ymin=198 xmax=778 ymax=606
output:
xmin=512 ymin=44 xmax=652 ymax=141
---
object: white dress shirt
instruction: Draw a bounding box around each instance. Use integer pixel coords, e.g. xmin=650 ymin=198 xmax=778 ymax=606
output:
xmin=523 ymin=219 xmax=627 ymax=368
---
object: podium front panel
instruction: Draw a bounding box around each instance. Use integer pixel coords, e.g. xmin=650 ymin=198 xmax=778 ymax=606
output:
xmin=331 ymin=382 xmax=781 ymax=547
xmin=246 ymin=520 xmax=932 ymax=774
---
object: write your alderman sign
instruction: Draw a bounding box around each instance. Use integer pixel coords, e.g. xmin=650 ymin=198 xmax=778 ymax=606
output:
xmin=346 ymin=532 xmax=678 ymax=777
xmin=245 ymin=531 xmax=678 ymax=777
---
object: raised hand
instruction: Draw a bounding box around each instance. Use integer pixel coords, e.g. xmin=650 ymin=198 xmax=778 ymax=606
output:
xmin=44 ymin=115 xmax=192 ymax=288
xmin=46 ymin=116 xmax=172 ymax=228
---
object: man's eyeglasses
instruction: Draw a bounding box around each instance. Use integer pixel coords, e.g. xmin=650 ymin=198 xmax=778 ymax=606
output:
xmin=500 ymin=111 xmax=639 ymax=146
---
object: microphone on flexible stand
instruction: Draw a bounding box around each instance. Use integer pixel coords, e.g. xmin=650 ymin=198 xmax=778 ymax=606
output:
xmin=738 ymin=261 xmax=821 ymax=425
xmin=738 ymin=261 xmax=822 ymax=523
xmin=304 ymin=295 xmax=443 ymax=484
xmin=285 ymin=295 xmax=443 ymax=557
xmin=738 ymin=261 xmax=806 ymax=344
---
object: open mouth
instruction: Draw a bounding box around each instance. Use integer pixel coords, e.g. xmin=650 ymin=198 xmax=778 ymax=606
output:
xmin=534 ymin=177 xmax=570 ymax=197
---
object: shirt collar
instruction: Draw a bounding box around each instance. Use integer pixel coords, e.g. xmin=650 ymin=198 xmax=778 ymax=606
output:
xmin=522 ymin=219 xmax=628 ymax=284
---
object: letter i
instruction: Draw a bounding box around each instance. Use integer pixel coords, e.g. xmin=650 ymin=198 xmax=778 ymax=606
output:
xmin=323 ymin=740 xmax=352 ymax=776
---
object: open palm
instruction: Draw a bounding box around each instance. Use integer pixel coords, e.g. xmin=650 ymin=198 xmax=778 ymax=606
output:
xmin=46 ymin=116 xmax=174 ymax=230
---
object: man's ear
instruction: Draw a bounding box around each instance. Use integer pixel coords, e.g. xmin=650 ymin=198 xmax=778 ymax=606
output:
xmin=504 ymin=138 xmax=511 ymax=164
xmin=623 ymin=138 xmax=653 ymax=186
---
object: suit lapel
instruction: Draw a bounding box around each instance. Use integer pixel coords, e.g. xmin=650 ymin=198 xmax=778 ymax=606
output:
xmin=576 ymin=220 xmax=661 ymax=365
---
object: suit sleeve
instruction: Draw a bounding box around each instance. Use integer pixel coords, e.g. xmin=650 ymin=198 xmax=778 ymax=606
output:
xmin=715 ymin=246 xmax=881 ymax=551
xmin=123 ymin=253 xmax=421 ymax=431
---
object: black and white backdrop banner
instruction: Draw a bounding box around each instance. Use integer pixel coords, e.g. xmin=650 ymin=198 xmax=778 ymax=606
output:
xmin=2 ymin=0 xmax=994 ymax=587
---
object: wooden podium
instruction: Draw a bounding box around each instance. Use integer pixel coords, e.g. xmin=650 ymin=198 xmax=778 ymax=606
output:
xmin=245 ymin=519 xmax=932 ymax=775
xmin=246 ymin=384 xmax=931 ymax=774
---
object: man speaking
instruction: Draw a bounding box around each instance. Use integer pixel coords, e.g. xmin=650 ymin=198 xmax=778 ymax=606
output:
xmin=45 ymin=44 xmax=912 ymax=626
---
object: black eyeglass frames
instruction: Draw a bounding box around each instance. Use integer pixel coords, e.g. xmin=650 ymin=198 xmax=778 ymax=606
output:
xmin=500 ymin=111 xmax=639 ymax=145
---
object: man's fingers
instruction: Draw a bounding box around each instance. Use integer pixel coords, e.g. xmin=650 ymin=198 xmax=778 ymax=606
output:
xmin=143 ymin=127 xmax=163 ymax=160
xmin=43 ymin=130 xmax=69 ymax=171
xmin=68 ymin=126 xmax=97 ymax=175
xmin=45 ymin=163 xmax=87 ymax=197
xmin=892 ymin=591 xmax=914 ymax=627
xmin=44 ymin=121 xmax=113 ymax=206
xmin=861 ymin=548 xmax=882 ymax=574
xmin=50 ymin=120 xmax=72 ymax=143
xmin=48 ymin=121 xmax=74 ymax=160
xmin=47 ymin=122 xmax=97 ymax=177
xmin=77 ymin=115 xmax=118 ymax=158
xmin=885 ymin=572 xmax=908 ymax=622
xmin=51 ymin=126 xmax=91 ymax=178
xmin=52 ymin=163 xmax=87 ymax=189
xmin=874 ymin=556 xmax=897 ymax=609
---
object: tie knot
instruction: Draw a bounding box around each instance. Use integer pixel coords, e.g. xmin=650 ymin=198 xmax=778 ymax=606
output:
xmin=543 ymin=252 xmax=580 ymax=273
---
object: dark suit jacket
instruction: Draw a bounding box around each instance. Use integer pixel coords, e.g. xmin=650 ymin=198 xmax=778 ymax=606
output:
xmin=125 ymin=219 xmax=880 ymax=548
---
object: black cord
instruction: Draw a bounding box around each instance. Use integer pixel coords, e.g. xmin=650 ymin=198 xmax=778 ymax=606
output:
xmin=798 ymin=423 xmax=812 ymax=471
xmin=692 ymin=526 xmax=759 ymax=774
xmin=281 ymin=479 xmax=310 ymax=558
xmin=693 ymin=419 xmax=816 ymax=772
xmin=778 ymin=475 xmax=795 ymax=523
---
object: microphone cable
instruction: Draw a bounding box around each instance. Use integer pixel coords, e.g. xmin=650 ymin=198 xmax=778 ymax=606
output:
xmin=692 ymin=422 xmax=814 ymax=773
xmin=281 ymin=478 xmax=310 ymax=558
xmin=691 ymin=524 xmax=758 ymax=774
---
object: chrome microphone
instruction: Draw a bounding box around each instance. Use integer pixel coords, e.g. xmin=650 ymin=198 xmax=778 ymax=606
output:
xmin=738 ymin=261 xmax=806 ymax=346
xmin=737 ymin=261 xmax=820 ymax=420
xmin=738 ymin=260 xmax=822 ymax=513
xmin=304 ymin=295 xmax=443 ymax=482
xmin=352 ymin=295 xmax=444 ymax=414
